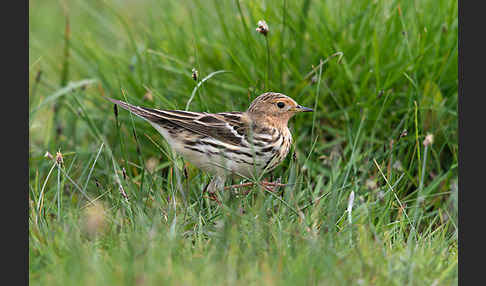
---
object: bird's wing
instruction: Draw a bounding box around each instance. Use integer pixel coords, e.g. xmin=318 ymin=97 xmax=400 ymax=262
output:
xmin=106 ymin=97 xmax=250 ymax=146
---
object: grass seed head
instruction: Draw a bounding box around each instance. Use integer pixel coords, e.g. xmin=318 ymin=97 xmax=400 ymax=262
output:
xmin=423 ymin=133 xmax=434 ymax=146
xmin=44 ymin=151 xmax=54 ymax=160
xmin=256 ymin=20 xmax=269 ymax=36
xmin=95 ymin=178 xmax=101 ymax=189
xmin=122 ymin=167 xmax=127 ymax=180
xmin=55 ymin=151 xmax=64 ymax=166
xmin=400 ymin=129 xmax=408 ymax=138
xmin=191 ymin=68 xmax=198 ymax=81
xmin=119 ymin=185 xmax=128 ymax=200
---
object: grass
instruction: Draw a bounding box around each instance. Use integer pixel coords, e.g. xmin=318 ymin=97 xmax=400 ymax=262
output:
xmin=29 ymin=0 xmax=458 ymax=285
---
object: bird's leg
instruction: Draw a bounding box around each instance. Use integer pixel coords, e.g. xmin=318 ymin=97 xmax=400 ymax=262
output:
xmin=224 ymin=178 xmax=287 ymax=194
xmin=226 ymin=182 xmax=255 ymax=196
xmin=224 ymin=181 xmax=287 ymax=189
xmin=261 ymin=177 xmax=283 ymax=193
xmin=203 ymin=176 xmax=225 ymax=205
xmin=224 ymin=182 xmax=256 ymax=190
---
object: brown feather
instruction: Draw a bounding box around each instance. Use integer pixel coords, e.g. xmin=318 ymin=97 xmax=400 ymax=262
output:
xmin=105 ymin=97 xmax=250 ymax=146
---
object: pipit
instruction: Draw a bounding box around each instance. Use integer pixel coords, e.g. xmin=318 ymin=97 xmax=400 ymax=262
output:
xmin=106 ymin=92 xmax=313 ymax=194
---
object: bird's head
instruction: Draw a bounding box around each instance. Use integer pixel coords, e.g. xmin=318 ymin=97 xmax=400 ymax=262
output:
xmin=247 ymin=92 xmax=313 ymax=127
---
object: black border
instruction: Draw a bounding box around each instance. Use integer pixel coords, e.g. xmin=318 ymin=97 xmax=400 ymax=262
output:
xmin=459 ymin=0 xmax=483 ymax=284
xmin=10 ymin=0 xmax=28 ymax=284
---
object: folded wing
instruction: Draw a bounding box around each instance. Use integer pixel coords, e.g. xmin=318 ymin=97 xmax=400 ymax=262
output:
xmin=105 ymin=97 xmax=250 ymax=147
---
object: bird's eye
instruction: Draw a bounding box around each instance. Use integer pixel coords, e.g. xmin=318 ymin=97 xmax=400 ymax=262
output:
xmin=277 ymin=102 xmax=285 ymax=108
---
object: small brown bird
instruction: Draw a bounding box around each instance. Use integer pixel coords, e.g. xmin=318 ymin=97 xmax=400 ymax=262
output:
xmin=106 ymin=92 xmax=313 ymax=193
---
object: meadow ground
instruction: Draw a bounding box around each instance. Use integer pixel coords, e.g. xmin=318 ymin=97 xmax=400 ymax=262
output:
xmin=29 ymin=0 xmax=458 ymax=285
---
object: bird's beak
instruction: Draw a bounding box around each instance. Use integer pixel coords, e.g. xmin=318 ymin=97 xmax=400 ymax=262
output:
xmin=296 ymin=105 xmax=314 ymax=112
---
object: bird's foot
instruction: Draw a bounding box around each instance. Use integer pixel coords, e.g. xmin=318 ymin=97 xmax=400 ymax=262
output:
xmin=203 ymin=179 xmax=222 ymax=205
xmin=224 ymin=179 xmax=286 ymax=194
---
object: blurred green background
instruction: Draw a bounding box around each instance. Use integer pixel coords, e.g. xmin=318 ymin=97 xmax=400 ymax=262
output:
xmin=29 ymin=0 xmax=457 ymax=285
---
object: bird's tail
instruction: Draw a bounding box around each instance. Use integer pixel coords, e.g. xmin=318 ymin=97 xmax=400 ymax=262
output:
xmin=104 ymin=96 xmax=200 ymax=136
xmin=104 ymin=96 xmax=158 ymax=121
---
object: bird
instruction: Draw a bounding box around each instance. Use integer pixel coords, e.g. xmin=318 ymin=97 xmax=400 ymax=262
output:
xmin=106 ymin=92 xmax=313 ymax=194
